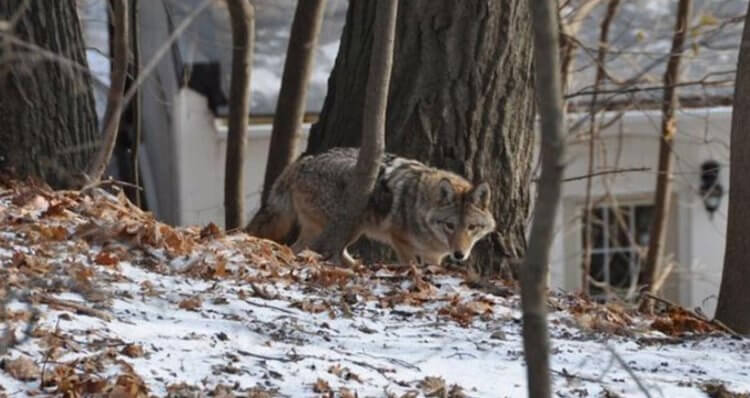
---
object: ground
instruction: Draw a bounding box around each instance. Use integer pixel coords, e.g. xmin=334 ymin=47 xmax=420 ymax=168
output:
xmin=0 ymin=180 xmax=748 ymax=397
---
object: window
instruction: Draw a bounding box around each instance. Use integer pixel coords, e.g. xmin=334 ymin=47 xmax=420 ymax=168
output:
xmin=583 ymin=203 xmax=654 ymax=297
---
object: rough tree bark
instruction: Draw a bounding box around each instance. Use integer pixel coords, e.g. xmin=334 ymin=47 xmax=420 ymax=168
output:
xmin=312 ymin=0 xmax=397 ymax=263
xmin=0 ymin=0 xmax=99 ymax=189
xmin=260 ymin=0 xmax=327 ymax=206
xmin=224 ymin=0 xmax=254 ymax=230
xmin=87 ymin=0 xmax=129 ymax=183
xmin=307 ymin=0 xmax=535 ymax=275
xmin=522 ymin=0 xmax=566 ymax=394
xmin=640 ymin=0 xmax=690 ymax=306
xmin=715 ymin=2 xmax=750 ymax=335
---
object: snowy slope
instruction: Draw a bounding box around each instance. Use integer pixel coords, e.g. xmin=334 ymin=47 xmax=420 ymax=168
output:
xmin=0 ymin=181 xmax=748 ymax=397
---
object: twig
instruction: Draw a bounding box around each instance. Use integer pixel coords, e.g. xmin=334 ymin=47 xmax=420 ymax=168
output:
xmin=39 ymin=317 xmax=61 ymax=389
xmin=641 ymin=293 xmax=743 ymax=338
xmin=603 ymin=344 xmax=653 ymax=398
xmin=332 ymin=347 xmax=421 ymax=371
xmin=565 ymin=78 xmax=734 ymax=100
xmin=532 ymin=167 xmax=650 ymax=183
xmin=236 ymin=350 xmax=296 ymax=363
xmin=242 ymin=298 xmax=295 ymax=315
xmin=552 ymin=368 xmax=603 ymax=384
xmin=35 ymin=294 xmax=113 ymax=321
xmin=80 ymin=178 xmax=144 ymax=194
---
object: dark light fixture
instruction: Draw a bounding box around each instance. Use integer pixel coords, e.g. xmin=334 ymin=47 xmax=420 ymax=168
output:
xmin=699 ymin=160 xmax=723 ymax=219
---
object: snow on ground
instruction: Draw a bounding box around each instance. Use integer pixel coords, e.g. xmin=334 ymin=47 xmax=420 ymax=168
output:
xmin=0 ymin=180 xmax=749 ymax=397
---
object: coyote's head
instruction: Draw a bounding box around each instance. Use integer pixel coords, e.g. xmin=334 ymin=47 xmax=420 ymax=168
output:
xmin=424 ymin=178 xmax=497 ymax=263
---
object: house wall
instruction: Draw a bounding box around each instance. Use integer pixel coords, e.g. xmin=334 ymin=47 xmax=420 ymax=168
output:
xmin=172 ymin=89 xmax=310 ymax=228
xmin=137 ymin=1 xmax=185 ymax=225
xmin=549 ymin=107 xmax=731 ymax=315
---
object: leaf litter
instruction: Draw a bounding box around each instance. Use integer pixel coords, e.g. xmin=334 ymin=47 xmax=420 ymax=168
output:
xmin=0 ymin=178 xmax=748 ymax=397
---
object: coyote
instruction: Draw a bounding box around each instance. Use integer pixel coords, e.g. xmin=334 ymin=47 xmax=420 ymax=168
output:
xmin=246 ymin=148 xmax=496 ymax=266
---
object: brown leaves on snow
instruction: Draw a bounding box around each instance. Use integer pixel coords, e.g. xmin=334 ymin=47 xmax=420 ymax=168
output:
xmin=1 ymin=356 xmax=40 ymax=381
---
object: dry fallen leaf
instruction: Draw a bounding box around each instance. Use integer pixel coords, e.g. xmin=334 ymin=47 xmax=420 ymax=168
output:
xmin=199 ymin=222 xmax=223 ymax=240
xmin=291 ymin=299 xmax=328 ymax=314
xmin=313 ymin=378 xmax=331 ymax=393
xmin=121 ymin=344 xmax=145 ymax=358
xmin=178 ymin=296 xmax=202 ymax=311
xmin=247 ymin=386 xmax=276 ymax=398
xmin=39 ymin=224 xmax=69 ymax=240
xmin=420 ymin=376 xmax=446 ymax=397
xmin=110 ymin=373 xmax=149 ymax=398
xmin=340 ymin=387 xmax=358 ymax=398
xmin=95 ymin=250 xmax=119 ymax=266
xmin=2 ymin=356 xmax=40 ymax=381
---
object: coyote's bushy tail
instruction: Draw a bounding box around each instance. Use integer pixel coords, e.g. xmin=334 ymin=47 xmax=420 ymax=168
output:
xmin=245 ymin=166 xmax=297 ymax=243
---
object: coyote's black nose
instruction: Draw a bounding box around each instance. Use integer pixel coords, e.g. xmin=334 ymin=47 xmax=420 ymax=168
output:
xmin=453 ymin=251 xmax=465 ymax=261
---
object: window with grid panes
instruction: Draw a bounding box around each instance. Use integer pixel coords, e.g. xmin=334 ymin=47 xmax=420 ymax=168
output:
xmin=584 ymin=204 xmax=654 ymax=296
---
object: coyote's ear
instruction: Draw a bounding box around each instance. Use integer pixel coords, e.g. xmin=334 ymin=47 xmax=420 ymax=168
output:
xmin=471 ymin=182 xmax=491 ymax=209
xmin=438 ymin=178 xmax=455 ymax=204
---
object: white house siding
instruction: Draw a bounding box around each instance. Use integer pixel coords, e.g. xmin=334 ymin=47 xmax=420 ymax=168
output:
xmin=548 ymin=107 xmax=731 ymax=316
xmin=172 ymin=89 xmax=310 ymax=228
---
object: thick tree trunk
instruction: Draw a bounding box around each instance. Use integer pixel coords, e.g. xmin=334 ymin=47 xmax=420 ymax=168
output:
xmin=307 ymin=0 xmax=535 ymax=275
xmin=0 ymin=0 xmax=99 ymax=189
xmin=260 ymin=0 xmax=327 ymax=206
xmin=715 ymin=3 xmax=750 ymax=335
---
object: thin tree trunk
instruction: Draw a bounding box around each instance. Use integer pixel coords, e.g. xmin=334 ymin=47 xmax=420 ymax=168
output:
xmin=640 ymin=0 xmax=690 ymax=308
xmin=307 ymin=1 xmax=535 ymax=276
xmin=580 ymin=0 xmax=620 ymax=296
xmin=523 ymin=0 xmax=566 ymax=395
xmin=87 ymin=0 xmax=129 ymax=183
xmin=0 ymin=0 xmax=99 ymax=189
xmin=259 ymin=0 xmax=327 ymax=206
xmin=714 ymin=2 xmax=750 ymax=335
xmin=312 ymin=0 xmax=397 ymax=262
xmin=130 ymin=0 xmax=143 ymax=207
xmin=224 ymin=0 xmax=254 ymax=230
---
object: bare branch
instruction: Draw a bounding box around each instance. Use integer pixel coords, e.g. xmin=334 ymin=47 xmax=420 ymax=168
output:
xmin=86 ymin=0 xmax=129 ymax=183
xmin=559 ymin=167 xmax=649 ymax=183
xmin=565 ymin=77 xmax=734 ymax=100
xmin=581 ymin=0 xmax=621 ymax=297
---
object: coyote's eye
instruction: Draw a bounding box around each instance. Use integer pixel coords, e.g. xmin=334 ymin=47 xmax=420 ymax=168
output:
xmin=468 ymin=224 xmax=477 ymax=231
xmin=444 ymin=222 xmax=455 ymax=231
